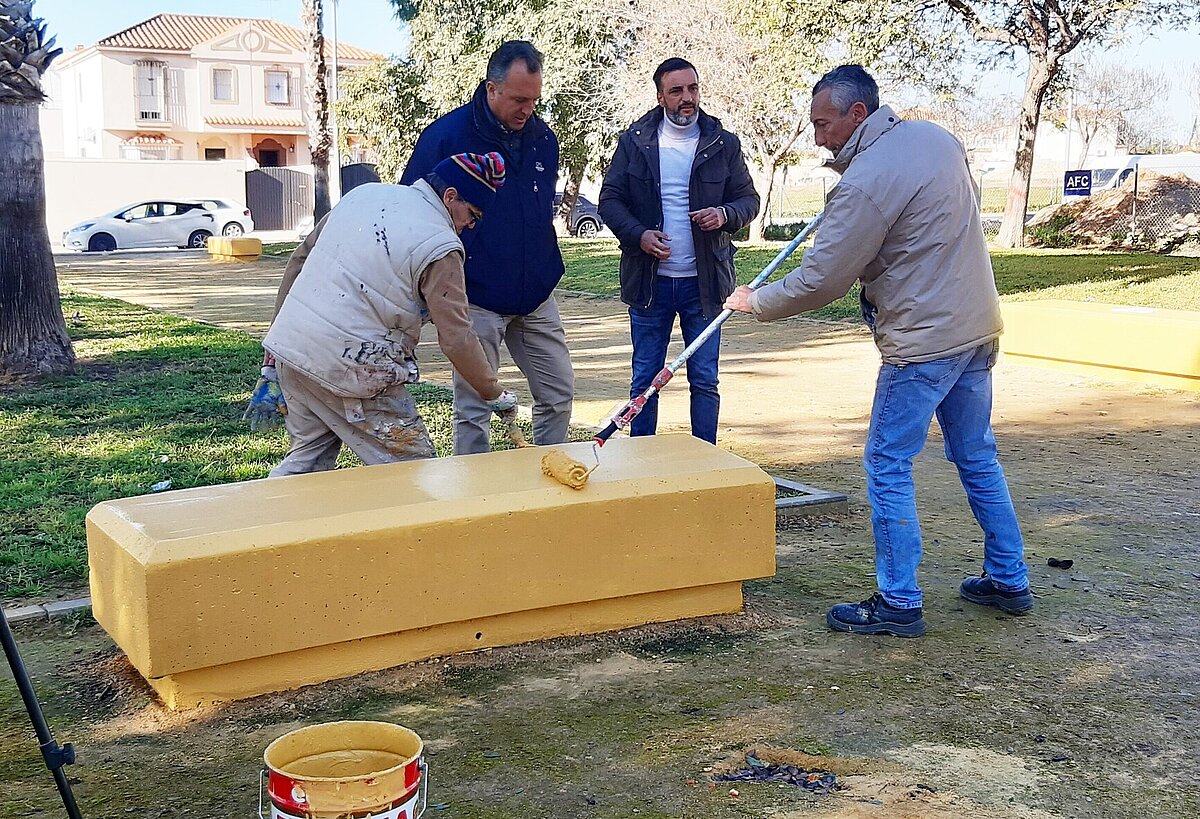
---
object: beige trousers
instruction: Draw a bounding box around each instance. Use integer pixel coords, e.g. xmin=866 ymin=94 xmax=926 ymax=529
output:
xmin=452 ymin=295 xmax=575 ymax=455
xmin=270 ymin=361 xmax=435 ymax=477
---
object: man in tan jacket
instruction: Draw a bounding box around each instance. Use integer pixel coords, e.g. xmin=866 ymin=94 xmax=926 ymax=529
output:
xmin=726 ymin=65 xmax=1031 ymax=637
xmin=251 ymin=152 xmax=518 ymax=476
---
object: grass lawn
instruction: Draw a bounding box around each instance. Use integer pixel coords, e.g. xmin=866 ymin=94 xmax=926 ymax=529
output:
xmin=271 ymin=238 xmax=1200 ymax=319
xmin=561 ymin=239 xmax=1200 ymax=319
xmin=0 ymin=292 xmax=532 ymax=596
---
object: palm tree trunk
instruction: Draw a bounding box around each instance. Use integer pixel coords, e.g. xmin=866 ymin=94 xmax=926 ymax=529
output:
xmin=301 ymin=0 xmax=331 ymax=220
xmin=0 ymin=102 xmax=74 ymax=380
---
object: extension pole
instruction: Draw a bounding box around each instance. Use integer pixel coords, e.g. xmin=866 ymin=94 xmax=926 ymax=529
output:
xmin=0 ymin=605 xmax=84 ymax=819
xmin=594 ymin=210 xmax=826 ymax=445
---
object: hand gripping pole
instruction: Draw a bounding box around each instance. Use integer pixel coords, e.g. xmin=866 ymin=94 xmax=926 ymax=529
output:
xmin=594 ymin=211 xmax=826 ymax=445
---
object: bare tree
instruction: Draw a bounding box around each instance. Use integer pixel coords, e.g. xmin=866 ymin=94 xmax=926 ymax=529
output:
xmin=301 ymin=0 xmax=331 ymax=220
xmin=1065 ymin=58 xmax=1169 ymax=165
xmin=927 ymin=0 xmax=1200 ymax=247
xmin=0 ymin=0 xmax=73 ymax=380
xmin=610 ymin=0 xmax=926 ymax=241
xmin=902 ymin=92 xmax=1020 ymax=163
xmin=1184 ymin=63 xmax=1200 ymax=150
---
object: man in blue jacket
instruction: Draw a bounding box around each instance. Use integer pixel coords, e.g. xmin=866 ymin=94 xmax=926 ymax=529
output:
xmin=401 ymin=41 xmax=574 ymax=455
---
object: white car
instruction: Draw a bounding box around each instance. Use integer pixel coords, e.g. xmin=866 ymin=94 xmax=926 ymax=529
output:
xmin=197 ymin=198 xmax=255 ymax=237
xmin=62 ymin=199 xmax=254 ymax=252
xmin=63 ymin=200 xmax=216 ymax=252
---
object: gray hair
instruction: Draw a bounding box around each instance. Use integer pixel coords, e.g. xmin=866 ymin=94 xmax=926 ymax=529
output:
xmin=813 ymin=65 xmax=879 ymax=115
xmin=486 ymin=41 xmax=543 ymax=84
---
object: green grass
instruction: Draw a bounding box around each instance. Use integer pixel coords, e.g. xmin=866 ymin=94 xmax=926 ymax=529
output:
xmin=560 ymin=239 xmax=1200 ymax=318
xmin=272 ymin=235 xmax=1200 ymax=313
xmin=0 ymin=292 xmax=532 ymax=595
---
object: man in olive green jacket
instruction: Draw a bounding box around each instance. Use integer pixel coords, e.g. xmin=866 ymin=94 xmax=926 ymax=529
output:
xmin=727 ymin=65 xmax=1031 ymax=637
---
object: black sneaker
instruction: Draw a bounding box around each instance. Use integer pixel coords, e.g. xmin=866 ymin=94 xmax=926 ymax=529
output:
xmin=826 ymin=592 xmax=926 ymax=638
xmin=959 ymin=574 xmax=1034 ymax=615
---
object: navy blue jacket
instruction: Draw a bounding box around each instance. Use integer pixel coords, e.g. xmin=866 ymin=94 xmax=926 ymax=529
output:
xmin=400 ymin=82 xmax=565 ymax=316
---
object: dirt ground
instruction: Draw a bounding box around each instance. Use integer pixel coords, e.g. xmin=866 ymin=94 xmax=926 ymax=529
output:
xmin=1 ymin=250 xmax=1196 ymax=818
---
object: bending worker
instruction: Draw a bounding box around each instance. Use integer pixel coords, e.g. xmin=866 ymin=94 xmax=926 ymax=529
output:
xmin=725 ymin=65 xmax=1031 ymax=638
xmin=250 ymin=152 xmax=518 ymax=476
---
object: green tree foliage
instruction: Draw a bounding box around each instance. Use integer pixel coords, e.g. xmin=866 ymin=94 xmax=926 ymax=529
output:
xmin=611 ymin=0 xmax=952 ymax=240
xmin=924 ymin=0 xmax=1200 ymax=247
xmin=394 ymin=0 xmax=625 ymax=230
xmin=334 ymin=57 xmax=432 ymax=183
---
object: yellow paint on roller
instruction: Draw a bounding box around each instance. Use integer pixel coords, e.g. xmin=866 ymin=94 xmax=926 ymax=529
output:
xmin=87 ymin=434 xmax=775 ymax=706
xmin=541 ymin=447 xmax=593 ymax=489
xmin=1001 ymin=300 xmax=1200 ymax=392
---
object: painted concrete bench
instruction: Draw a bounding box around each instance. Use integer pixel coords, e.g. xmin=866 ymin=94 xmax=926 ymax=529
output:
xmin=86 ymin=434 xmax=776 ymax=709
xmin=206 ymin=236 xmax=262 ymax=261
xmin=1000 ymin=300 xmax=1200 ymax=392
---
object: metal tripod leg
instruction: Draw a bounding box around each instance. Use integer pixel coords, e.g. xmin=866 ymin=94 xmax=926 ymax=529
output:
xmin=0 ymin=603 xmax=84 ymax=819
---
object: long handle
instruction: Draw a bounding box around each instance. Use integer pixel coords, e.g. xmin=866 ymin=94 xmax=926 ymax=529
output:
xmin=595 ymin=211 xmax=826 ymax=445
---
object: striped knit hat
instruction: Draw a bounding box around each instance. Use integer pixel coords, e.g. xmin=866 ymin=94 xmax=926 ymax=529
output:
xmin=432 ymin=151 xmax=506 ymax=211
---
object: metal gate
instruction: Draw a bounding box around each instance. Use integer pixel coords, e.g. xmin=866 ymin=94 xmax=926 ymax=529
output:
xmin=245 ymin=168 xmax=313 ymax=231
xmin=340 ymin=163 xmax=380 ymax=193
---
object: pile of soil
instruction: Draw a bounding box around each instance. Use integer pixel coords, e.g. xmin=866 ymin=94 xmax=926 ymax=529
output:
xmin=1027 ymin=171 xmax=1200 ymax=250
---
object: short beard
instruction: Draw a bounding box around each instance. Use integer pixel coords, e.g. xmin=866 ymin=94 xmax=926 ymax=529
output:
xmin=665 ymin=106 xmax=698 ymax=127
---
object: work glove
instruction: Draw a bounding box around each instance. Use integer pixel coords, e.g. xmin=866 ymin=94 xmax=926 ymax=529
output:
xmin=485 ymin=388 xmax=518 ymax=414
xmin=243 ymin=365 xmax=288 ymax=431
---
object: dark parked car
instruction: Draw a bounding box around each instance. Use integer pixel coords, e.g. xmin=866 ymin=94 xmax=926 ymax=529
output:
xmin=553 ymin=192 xmax=605 ymax=238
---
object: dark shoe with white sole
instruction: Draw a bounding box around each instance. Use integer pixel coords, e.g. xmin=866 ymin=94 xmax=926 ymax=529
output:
xmin=960 ymin=574 xmax=1034 ymax=615
xmin=826 ymin=592 xmax=926 ymax=638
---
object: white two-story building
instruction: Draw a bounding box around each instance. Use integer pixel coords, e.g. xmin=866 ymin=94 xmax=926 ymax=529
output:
xmin=42 ymin=13 xmax=379 ymax=167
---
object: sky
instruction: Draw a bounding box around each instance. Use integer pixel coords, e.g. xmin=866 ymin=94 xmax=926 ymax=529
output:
xmin=35 ymin=0 xmax=1199 ymax=142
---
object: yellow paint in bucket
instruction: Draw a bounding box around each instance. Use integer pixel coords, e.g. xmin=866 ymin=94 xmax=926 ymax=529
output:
xmin=262 ymin=721 xmax=426 ymax=819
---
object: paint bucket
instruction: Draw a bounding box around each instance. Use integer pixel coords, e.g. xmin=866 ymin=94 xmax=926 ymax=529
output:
xmin=261 ymin=721 xmax=426 ymax=819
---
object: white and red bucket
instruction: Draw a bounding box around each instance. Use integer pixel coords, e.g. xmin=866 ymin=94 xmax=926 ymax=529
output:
xmin=260 ymin=721 xmax=427 ymax=819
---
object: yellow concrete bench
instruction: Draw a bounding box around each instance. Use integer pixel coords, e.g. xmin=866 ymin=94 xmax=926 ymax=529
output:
xmin=206 ymin=236 xmax=262 ymax=261
xmin=86 ymin=434 xmax=776 ymax=708
xmin=1000 ymin=300 xmax=1200 ymax=392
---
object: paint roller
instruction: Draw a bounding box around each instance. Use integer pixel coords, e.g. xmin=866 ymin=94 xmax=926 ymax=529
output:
xmin=541 ymin=210 xmax=827 ymax=490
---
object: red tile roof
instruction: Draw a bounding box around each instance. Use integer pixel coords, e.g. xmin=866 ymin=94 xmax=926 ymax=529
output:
xmin=97 ymin=14 xmax=380 ymax=61
xmin=205 ymin=116 xmax=305 ymax=129
xmin=121 ymin=133 xmax=182 ymax=145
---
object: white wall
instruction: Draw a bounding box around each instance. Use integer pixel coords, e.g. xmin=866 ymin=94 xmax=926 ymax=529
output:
xmin=45 ymin=158 xmax=247 ymax=241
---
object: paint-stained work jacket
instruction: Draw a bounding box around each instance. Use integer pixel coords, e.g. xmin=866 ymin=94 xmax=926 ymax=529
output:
xmin=750 ymin=105 xmax=1003 ymax=364
xmin=400 ymin=82 xmax=564 ymax=316
xmin=265 ymin=180 xmax=493 ymax=399
xmin=599 ymin=107 xmax=760 ymax=319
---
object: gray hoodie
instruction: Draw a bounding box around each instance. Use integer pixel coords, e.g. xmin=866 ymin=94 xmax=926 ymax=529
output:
xmin=750 ymin=105 xmax=1002 ymax=364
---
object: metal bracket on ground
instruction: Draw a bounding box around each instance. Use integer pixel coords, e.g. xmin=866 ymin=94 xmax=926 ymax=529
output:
xmin=772 ymin=476 xmax=848 ymax=519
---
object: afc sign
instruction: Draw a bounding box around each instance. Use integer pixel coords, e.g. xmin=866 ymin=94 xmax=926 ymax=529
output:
xmin=1063 ymin=170 xmax=1092 ymax=197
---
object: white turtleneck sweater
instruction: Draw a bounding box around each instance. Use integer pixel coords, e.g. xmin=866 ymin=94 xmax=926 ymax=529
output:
xmin=657 ymin=115 xmax=700 ymax=277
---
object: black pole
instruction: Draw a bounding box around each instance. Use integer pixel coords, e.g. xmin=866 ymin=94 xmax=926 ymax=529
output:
xmin=0 ymin=604 xmax=85 ymax=819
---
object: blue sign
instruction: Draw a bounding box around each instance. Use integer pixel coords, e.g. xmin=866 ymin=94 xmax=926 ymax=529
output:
xmin=1063 ymin=170 xmax=1092 ymax=196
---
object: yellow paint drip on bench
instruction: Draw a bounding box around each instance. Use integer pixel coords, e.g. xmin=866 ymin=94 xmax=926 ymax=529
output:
xmin=1000 ymin=300 xmax=1200 ymax=392
xmin=86 ymin=434 xmax=776 ymax=707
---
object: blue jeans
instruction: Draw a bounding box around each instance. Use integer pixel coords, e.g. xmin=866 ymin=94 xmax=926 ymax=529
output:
xmin=628 ymin=276 xmax=720 ymax=443
xmin=865 ymin=340 xmax=1028 ymax=609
